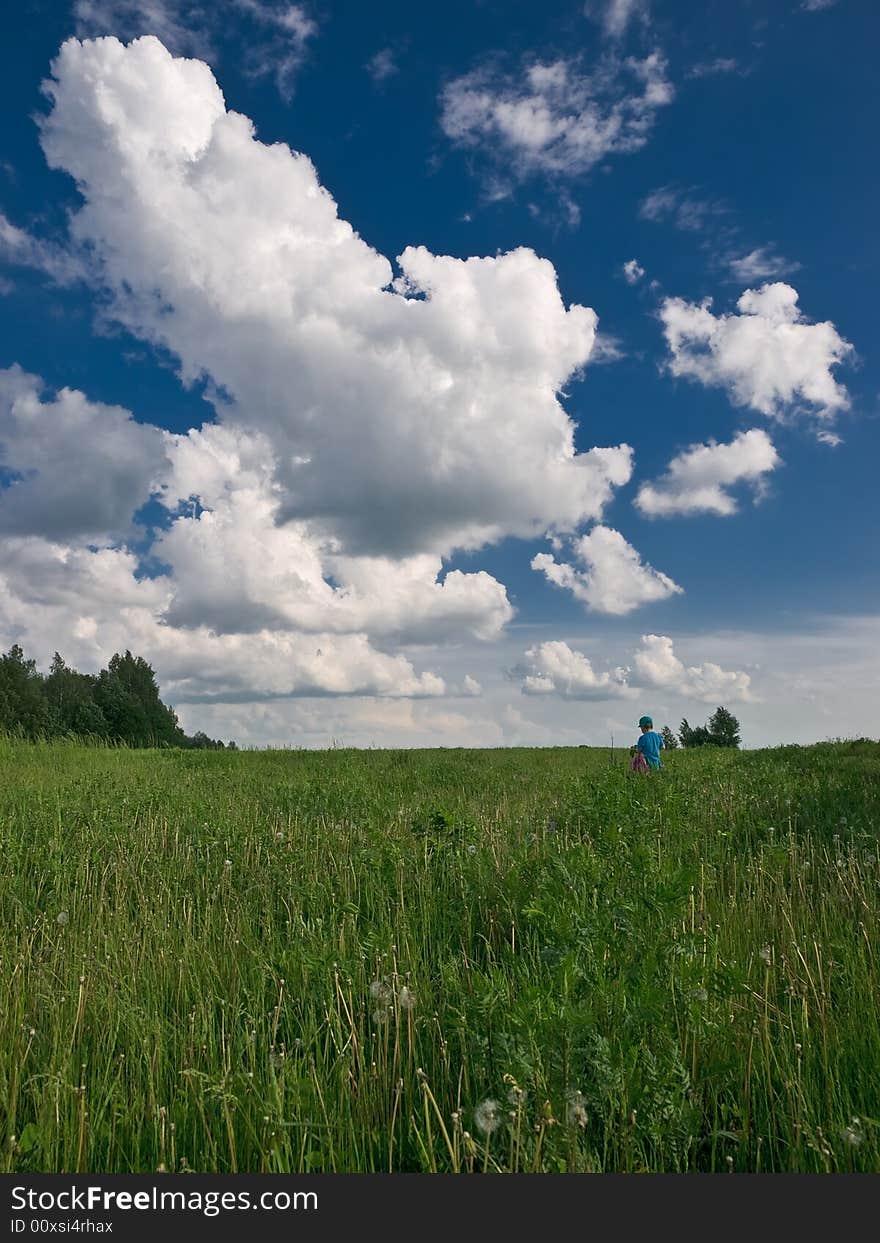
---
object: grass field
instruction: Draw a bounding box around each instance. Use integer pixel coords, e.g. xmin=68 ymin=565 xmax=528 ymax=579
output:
xmin=1 ymin=736 xmax=878 ymax=1173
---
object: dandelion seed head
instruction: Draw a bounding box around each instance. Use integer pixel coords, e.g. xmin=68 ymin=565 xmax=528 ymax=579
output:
xmin=56 ymin=911 xmax=69 ymax=926
xmin=369 ymin=979 xmax=391 ymax=1006
xmin=397 ymin=985 xmax=415 ymax=1012
xmin=759 ymin=945 xmax=772 ymax=966
xmin=841 ymin=1118 xmax=864 ymax=1147
xmin=474 ymin=1098 xmax=502 ymax=1136
xmin=566 ymin=1090 xmax=588 ymax=1129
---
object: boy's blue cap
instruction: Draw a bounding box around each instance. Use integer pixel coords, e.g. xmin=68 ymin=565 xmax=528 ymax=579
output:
xmin=638 ymin=715 xmax=653 ymax=728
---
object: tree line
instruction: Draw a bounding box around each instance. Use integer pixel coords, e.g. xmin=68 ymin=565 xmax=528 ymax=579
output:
xmin=660 ymin=706 xmax=742 ymax=751
xmin=0 ymin=644 xmax=234 ymax=749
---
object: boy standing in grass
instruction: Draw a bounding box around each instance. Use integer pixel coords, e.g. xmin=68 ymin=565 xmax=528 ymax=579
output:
xmin=632 ymin=715 xmax=664 ymax=772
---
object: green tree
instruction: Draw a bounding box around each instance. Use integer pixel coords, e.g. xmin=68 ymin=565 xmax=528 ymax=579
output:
xmin=0 ymin=644 xmax=58 ymax=738
xmin=708 ymin=706 xmax=742 ymax=749
xmin=660 ymin=725 xmax=678 ymax=750
xmin=95 ymin=651 xmax=184 ymax=747
xmin=679 ymin=718 xmax=713 ymax=748
xmin=44 ymin=653 xmax=108 ymax=738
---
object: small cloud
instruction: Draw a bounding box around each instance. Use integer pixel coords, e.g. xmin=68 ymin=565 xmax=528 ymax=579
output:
xmin=635 ymin=428 xmax=781 ymax=517
xmin=660 ymin=283 xmax=853 ymax=430
xmin=366 ymin=47 xmax=398 ymax=85
xmin=688 ymin=57 xmax=744 ymax=78
xmin=622 ymin=257 xmax=645 ymax=284
xmin=440 ymin=51 xmax=673 ymax=188
xmin=639 ymin=184 xmax=727 ymax=232
xmin=0 ymin=211 xmax=87 ymax=286
xmin=590 ymin=331 xmax=626 ymax=364
xmin=532 ymin=525 xmax=683 ymax=615
xmin=512 ymin=639 xmax=633 ymax=700
xmin=726 ymin=245 xmax=800 ymax=283
xmin=585 ymin=0 xmax=651 ymax=40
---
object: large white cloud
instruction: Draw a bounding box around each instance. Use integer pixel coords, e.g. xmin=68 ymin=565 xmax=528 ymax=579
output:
xmin=38 ymin=36 xmax=631 ymax=560
xmin=632 ymin=633 xmax=751 ymax=702
xmin=0 ymin=529 xmax=449 ymax=702
xmin=660 ymin=283 xmax=853 ymax=429
xmin=532 ymin=525 xmax=682 ymax=614
xmin=514 ymin=639 xmax=633 ymax=700
xmin=635 ymin=428 xmax=780 ymax=517
xmin=157 ymin=429 xmax=513 ymax=642
xmin=440 ymin=51 xmax=672 ymax=183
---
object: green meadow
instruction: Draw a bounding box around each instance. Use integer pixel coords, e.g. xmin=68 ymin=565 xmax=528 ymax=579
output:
xmin=1 ymin=737 xmax=878 ymax=1173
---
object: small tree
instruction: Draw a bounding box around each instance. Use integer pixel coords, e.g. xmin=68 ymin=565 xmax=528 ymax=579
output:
xmin=708 ymin=706 xmax=741 ymax=749
xmin=660 ymin=725 xmax=678 ymax=750
xmin=679 ymin=708 xmax=742 ymax=748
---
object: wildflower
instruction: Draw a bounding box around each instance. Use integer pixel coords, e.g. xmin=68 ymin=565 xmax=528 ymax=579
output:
xmin=759 ymin=945 xmax=772 ymax=967
xmin=566 ymin=1090 xmax=588 ymax=1129
xmin=474 ymin=1099 xmax=502 ymax=1136
xmin=841 ymin=1118 xmax=864 ymax=1147
xmin=56 ymin=911 xmax=69 ymax=926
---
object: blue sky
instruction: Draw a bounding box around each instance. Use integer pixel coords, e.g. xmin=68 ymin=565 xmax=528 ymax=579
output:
xmin=0 ymin=0 xmax=876 ymax=747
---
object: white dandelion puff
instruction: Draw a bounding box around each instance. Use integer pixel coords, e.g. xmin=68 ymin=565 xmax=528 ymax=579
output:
xmin=474 ymin=1098 xmax=502 ymax=1136
xmin=56 ymin=911 xmax=69 ymax=926
xmin=566 ymin=1090 xmax=588 ymax=1130
xmin=369 ymin=979 xmax=392 ymax=1006
xmin=841 ymin=1118 xmax=864 ymax=1147
xmin=759 ymin=945 xmax=772 ymax=966
xmin=397 ymin=986 xmax=415 ymax=1012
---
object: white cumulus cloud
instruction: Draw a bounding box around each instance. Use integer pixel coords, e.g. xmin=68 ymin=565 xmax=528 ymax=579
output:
xmin=660 ymin=283 xmax=853 ymax=429
xmin=632 ymin=633 xmax=752 ymax=701
xmin=39 ymin=36 xmax=631 ymax=561
xmin=514 ymin=639 xmax=633 ymax=699
xmin=622 ymin=257 xmax=645 ymax=284
xmin=531 ymin=525 xmax=683 ymax=614
xmin=635 ymin=428 xmax=781 ymax=517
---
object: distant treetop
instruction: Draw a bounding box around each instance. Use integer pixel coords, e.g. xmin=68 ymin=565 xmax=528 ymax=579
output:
xmin=0 ymin=644 xmax=232 ymax=749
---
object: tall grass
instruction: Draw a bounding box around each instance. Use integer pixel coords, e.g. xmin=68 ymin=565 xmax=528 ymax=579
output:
xmin=1 ymin=738 xmax=878 ymax=1172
